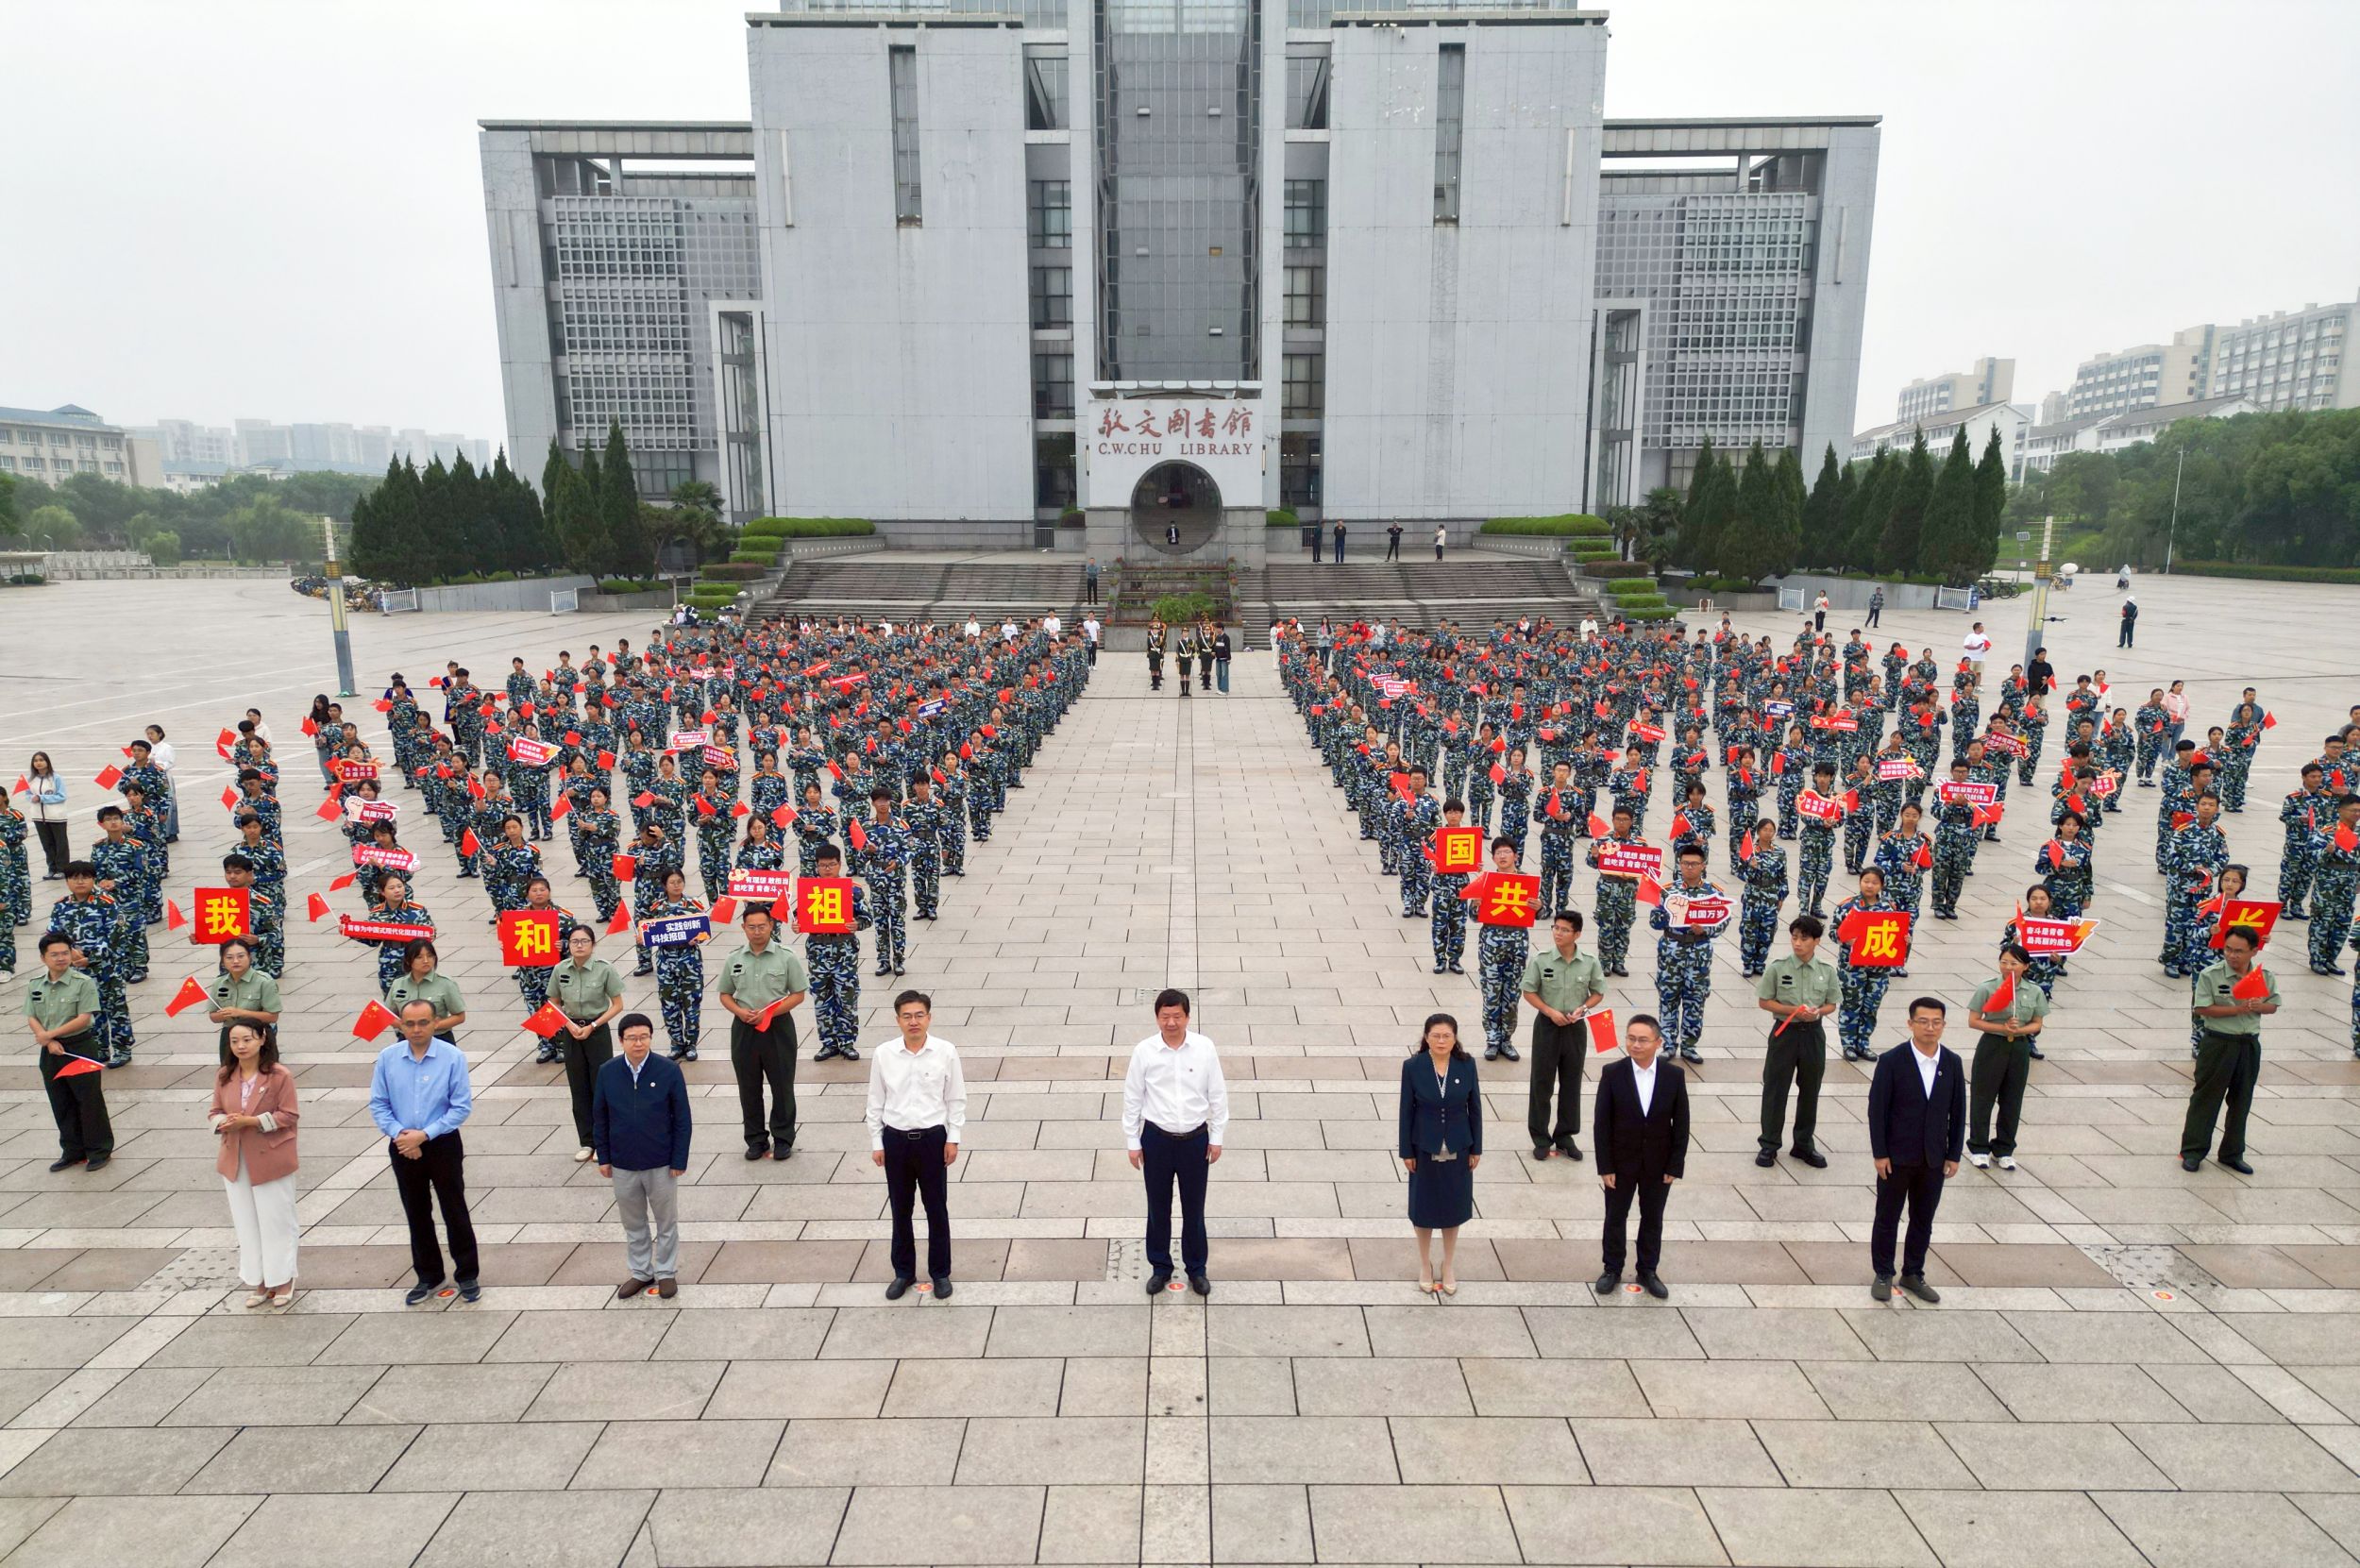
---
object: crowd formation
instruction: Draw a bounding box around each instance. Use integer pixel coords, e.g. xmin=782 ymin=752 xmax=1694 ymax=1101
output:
xmin=1279 ymin=610 xmax=2352 ymax=1297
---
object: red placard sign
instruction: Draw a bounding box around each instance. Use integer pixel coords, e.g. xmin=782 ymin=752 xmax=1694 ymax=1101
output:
xmin=1593 ymin=843 xmax=1661 ymax=880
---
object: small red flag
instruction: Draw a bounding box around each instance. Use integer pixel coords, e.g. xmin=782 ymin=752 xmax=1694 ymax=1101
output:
xmin=1587 ymin=1008 xmax=1620 ymax=1054
xmin=1669 ymin=813 xmax=1692 ymax=841
xmin=771 ymin=804 xmax=798 ymax=829
xmin=93 ymin=764 xmax=124 ymax=790
xmin=827 ymin=761 xmax=844 ymax=781
xmin=710 ymin=897 xmax=738 ymax=925
xmin=613 ymin=853 xmax=637 ymax=882
xmin=1635 ymin=875 xmax=1664 ymax=906
xmin=164 ymin=976 xmax=211 ymax=1018
xmin=352 ymin=1000 xmax=399 ymax=1041
xmin=372 ymin=699 xmax=393 ymax=714
xmin=165 ymin=900 xmax=187 ymax=931
xmin=460 ymin=829 xmax=481 ymax=858
xmin=216 ymin=727 xmax=237 ymax=755
xmin=522 ymin=1002 xmax=568 ymax=1039
xmin=9 ymin=774 xmax=26 ymax=795
xmin=632 ymin=791 xmax=657 ymax=808
xmin=2338 ymin=823 xmax=2360 ymax=855
xmin=221 ymin=785 xmax=240 ymax=811
xmin=606 ymin=903 xmax=632 ymax=935
xmin=1983 ymin=969 xmax=2017 ymax=1018
xmin=1587 ymin=812 xmax=1610 ymax=837
xmin=598 ymin=750 xmax=617 ymax=770
xmin=329 ymin=871 xmax=358 ymax=891
xmin=2262 ymin=712 xmax=2278 ymax=731
xmin=306 ymin=892 xmax=330 ymax=921
xmin=1489 ymin=764 xmax=1506 ymax=785
xmin=2045 ymin=841 xmax=2065 ymax=870
xmin=299 ymin=717 xmax=319 ymax=737
xmin=1913 ymin=841 xmax=1932 ymax=871
xmin=313 ymin=796 xmax=343 ymax=821
xmin=848 ymin=818 xmax=868 ymax=852
xmin=2231 ymin=966 xmax=2271 ymax=1002
xmin=552 ymin=796 xmax=572 ymax=822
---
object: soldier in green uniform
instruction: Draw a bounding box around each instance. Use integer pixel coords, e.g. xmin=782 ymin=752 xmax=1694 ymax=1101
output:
xmin=384 ymin=939 xmax=467 ymax=1043
xmin=1518 ymin=911 xmax=1605 ymax=1162
xmin=549 ymin=923 xmax=627 ymax=1159
xmin=1754 ymin=914 xmax=1837 ymax=1168
xmin=205 ymin=936 xmax=281 ymax=1055
xmin=717 ymin=905 xmax=811 ymax=1159
xmin=28 ymin=933 xmax=111 ymax=1170
xmin=2183 ymin=928 xmax=2278 ymax=1173
xmin=1965 ymin=942 xmax=2048 ymax=1171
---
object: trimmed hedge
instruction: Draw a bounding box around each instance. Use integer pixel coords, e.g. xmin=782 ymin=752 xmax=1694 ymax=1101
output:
xmin=2174 ymin=560 xmax=2360 ymax=585
xmin=1566 ymin=539 xmax=1619 ymax=557
xmin=1581 ymin=561 xmax=1654 ymax=581
xmin=729 ymin=548 xmax=782 ymax=565
xmin=598 ymin=578 xmax=665 ymax=593
xmin=700 ymin=563 xmax=768 ymax=582
xmin=741 ymin=516 xmax=875 ymax=538
xmin=1151 ymin=592 xmax=1219 ymax=623
xmin=1266 ymin=508 xmax=1300 ymax=529
xmin=1481 ymin=514 xmax=1611 ymax=537
xmin=1603 ymin=577 xmax=1665 ymax=599
xmin=1619 ymin=604 xmax=1679 ymax=622
xmin=685 ymin=586 xmax=741 ymax=607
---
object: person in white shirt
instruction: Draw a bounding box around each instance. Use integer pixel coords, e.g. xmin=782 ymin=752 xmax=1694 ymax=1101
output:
xmin=965 ymin=617 xmax=982 ymax=640
xmin=1001 ymin=619 xmax=1019 ymax=644
xmin=1962 ymin=623 xmax=1993 ymax=674
xmin=142 ymin=724 xmax=180 ymax=843
xmin=1082 ymin=615 xmax=1102 ymax=667
xmin=1122 ymin=987 xmax=1228 ymax=1295
xmin=1043 ymin=613 xmax=1062 ymax=639
xmin=867 ymin=989 xmax=967 ymax=1299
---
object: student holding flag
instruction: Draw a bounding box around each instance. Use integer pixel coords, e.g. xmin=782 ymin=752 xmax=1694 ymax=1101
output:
xmin=28 ymin=933 xmax=112 ymax=1172
xmin=1965 ymin=943 xmax=2048 ymax=1170
xmin=2183 ymin=927 xmax=2279 ymax=1173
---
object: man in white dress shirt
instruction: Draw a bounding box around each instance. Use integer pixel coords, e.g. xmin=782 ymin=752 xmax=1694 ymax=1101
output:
xmin=867 ymin=989 xmax=968 ymax=1300
xmin=1122 ymin=987 xmax=1229 ymax=1296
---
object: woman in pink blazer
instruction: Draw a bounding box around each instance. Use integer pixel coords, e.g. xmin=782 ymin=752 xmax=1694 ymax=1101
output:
xmin=211 ymin=1021 xmax=301 ymax=1308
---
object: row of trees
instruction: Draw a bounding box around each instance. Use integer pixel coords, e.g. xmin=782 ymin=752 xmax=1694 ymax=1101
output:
xmin=0 ymin=467 xmax=376 ymax=562
xmin=1657 ymin=426 xmax=2010 ymax=587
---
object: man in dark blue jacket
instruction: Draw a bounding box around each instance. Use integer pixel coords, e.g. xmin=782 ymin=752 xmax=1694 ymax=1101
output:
xmin=594 ymin=1012 xmax=693 ymax=1298
xmin=1866 ymin=996 xmax=1966 ymax=1303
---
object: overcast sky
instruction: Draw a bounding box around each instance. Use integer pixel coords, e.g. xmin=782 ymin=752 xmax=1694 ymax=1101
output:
xmin=6 ymin=0 xmax=2355 ymax=447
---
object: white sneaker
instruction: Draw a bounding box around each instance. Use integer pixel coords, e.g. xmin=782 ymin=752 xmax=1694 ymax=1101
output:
xmin=1967 ymin=1152 xmax=1991 ymax=1169
xmin=575 ymin=1147 xmax=594 ymax=1162
xmin=1996 ymin=1155 xmax=2016 ymax=1172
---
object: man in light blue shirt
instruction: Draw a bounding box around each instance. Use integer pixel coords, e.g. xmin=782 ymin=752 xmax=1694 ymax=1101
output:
xmin=370 ymin=999 xmax=481 ymax=1304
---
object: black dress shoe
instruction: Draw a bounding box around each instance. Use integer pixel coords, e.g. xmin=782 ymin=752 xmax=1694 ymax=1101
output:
xmin=47 ymin=1157 xmax=77 ymax=1172
xmin=933 ymin=1277 xmax=953 ymax=1300
xmin=655 ymin=1278 xmax=677 ymax=1299
xmin=885 ymin=1276 xmax=915 ymax=1300
xmin=1871 ymin=1275 xmax=1893 ymax=1302
xmin=1898 ymin=1273 xmax=1940 ymax=1304
xmin=1638 ymin=1272 xmax=1669 ymax=1300
xmin=1188 ymin=1273 xmax=1211 ymax=1297
xmin=1754 ymin=1148 xmax=1778 ymax=1168
xmin=1533 ymin=1142 xmax=1553 ymax=1161
xmin=83 ymin=1154 xmax=110 ymax=1172
xmin=745 ymin=1144 xmax=770 ymax=1161
xmin=1593 ymin=1271 xmax=1620 ymax=1295
xmin=1555 ymin=1138 xmax=1583 ymax=1162
xmin=2181 ymin=1155 xmax=2203 ymax=1172
xmin=1146 ymin=1269 xmax=1172 ymax=1296
xmin=2219 ymin=1155 xmax=2254 ymax=1174
xmin=1793 ymin=1149 xmax=1829 ymax=1170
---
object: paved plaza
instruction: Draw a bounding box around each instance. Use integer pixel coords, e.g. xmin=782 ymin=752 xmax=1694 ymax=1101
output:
xmin=5 ymin=571 xmax=2360 ymax=1566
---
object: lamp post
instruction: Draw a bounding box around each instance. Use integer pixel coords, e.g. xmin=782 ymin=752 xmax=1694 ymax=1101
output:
xmin=2020 ymin=513 xmax=2055 ymax=671
xmin=2164 ymin=447 xmax=2185 ymax=574
xmin=320 ymin=514 xmax=357 ymax=698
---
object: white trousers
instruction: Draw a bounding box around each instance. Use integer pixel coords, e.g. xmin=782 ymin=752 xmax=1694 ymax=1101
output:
xmin=224 ymin=1152 xmax=300 ymax=1288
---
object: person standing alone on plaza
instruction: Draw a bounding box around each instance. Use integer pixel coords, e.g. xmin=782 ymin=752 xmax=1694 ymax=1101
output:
xmin=1593 ymin=1014 xmax=1688 ymax=1300
xmin=370 ymin=999 xmax=481 ymax=1305
xmin=867 ymin=989 xmax=966 ymax=1300
xmin=1865 ymin=586 xmax=1884 ymax=629
xmin=211 ymin=1020 xmax=299 ymax=1309
xmin=1866 ymin=997 xmax=1964 ymax=1303
xmin=1519 ymin=911 xmax=1604 ymax=1162
xmin=1399 ymin=1012 xmax=1480 ymax=1295
xmin=1435 ymin=523 xmax=1448 ymax=562
xmin=1332 ymin=519 xmax=1347 ymax=563
xmin=1813 ymin=591 xmax=1829 ymax=632
xmin=593 ymin=1012 xmax=691 ymax=1299
xmin=2119 ymin=595 xmax=2138 ymax=648
xmin=1385 ymin=521 xmax=1403 ymax=561
xmin=25 ymin=753 xmax=68 ymax=879
xmin=1124 ymin=988 xmax=1228 ymax=1297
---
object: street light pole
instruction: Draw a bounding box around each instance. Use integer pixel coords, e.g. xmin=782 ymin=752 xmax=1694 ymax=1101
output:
xmin=320 ymin=514 xmax=357 ymax=699
xmin=2021 ymin=513 xmax=2054 ymax=672
xmin=2164 ymin=447 xmax=2185 ymax=574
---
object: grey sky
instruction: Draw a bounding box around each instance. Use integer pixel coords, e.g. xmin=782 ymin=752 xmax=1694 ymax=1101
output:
xmin=5 ymin=0 xmax=2355 ymax=452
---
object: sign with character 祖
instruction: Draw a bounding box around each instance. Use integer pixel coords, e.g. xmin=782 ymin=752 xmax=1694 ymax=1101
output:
xmin=795 ymin=877 xmax=858 ymax=935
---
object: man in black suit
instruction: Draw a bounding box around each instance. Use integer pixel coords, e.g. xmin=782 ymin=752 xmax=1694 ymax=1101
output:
xmin=1593 ymin=1013 xmax=1690 ymax=1300
xmin=1866 ymin=996 xmax=1966 ymax=1303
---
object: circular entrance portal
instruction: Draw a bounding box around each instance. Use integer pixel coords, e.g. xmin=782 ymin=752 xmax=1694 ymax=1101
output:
xmin=1131 ymin=461 xmax=1222 ymax=556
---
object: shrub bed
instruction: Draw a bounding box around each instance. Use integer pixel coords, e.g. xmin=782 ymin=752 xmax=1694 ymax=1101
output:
xmin=1266 ymin=508 xmax=1300 ymax=529
xmin=1481 ymin=514 xmax=1611 ymax=537
xmin=598 ymin=578 xmax=665 ymax=594
xmin=1581 ymin=561 xmax=1654 ymax=581
xmin=741 ymin=516 xmax=874 ymax=539
xmin=1603 ymin=577 xmax=1665 ymax=599
xmin=1150 ymin=592 xmax=1218 ymax=623
xmin=2173 ymin=560 xmax=2360 ymax=585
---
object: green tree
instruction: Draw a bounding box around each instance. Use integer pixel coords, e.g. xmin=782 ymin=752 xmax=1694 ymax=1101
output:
xmin=414 ymin=456 xmax=460 ymax=580
xmin=1876 ymin=430 xmax=1934 ymax=576
xmin=54 ymin=473 xmax=143 ymax=545
xmin=145 ymin=530 xmax=182 ymax=566
xmin=1920 ymin=429 xmax=1978 ymax=584
xmin=1770 ymin=445 xmax=1806 ymax=577
xmin=1718 ymin=440 xmax=1778 ymax=583
xmin=226 ymin=493 xmax=314 ymax=563
xmin=25 ymin=502 xmax=81 ymax=550
xmin=551 ymin=464 xmax=602 ymax=574
xmin=1971 ymin=426 xmax=2009 ymax=579
xmin=1802 ymin=445 xmax=1845 ymax=569
xmin=446 ymin=452 xmax=493 ymax=574
xmin=1839 ymin=451 xmax=1887 ymax=573
xmin=2046 ymin=450 xmax=2117 ymax=527
xmin=599 ymin=421 xmax=652 ymax=577
xmin=1678 ymin=437 xmax=1731 ymax=568
xmin=0 ymin=471 xmax=18 ymax=533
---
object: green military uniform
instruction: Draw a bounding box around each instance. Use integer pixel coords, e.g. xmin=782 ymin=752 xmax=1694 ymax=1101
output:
xmin=2183 ymin=960 xmax=2277 ymax=1167
xmin=385 ymin=971 xmax=466 ymax=1039
xmin=1965 ymin=975 xmax=2049 ymax=1160
xmin=719 ymin=940 xmax=811 ymax=1157
xmin=210 ymin=968 xmax=281 ymax=1052
xmin=1755 ymin=953 xmax=1839 ymax=1157
xmin=29 ymin=968 xmax=111 ymax=1164
xmin=1517 ymin=944 xmax=1605 ymax=1154
xmin=549 ymin=955 xmax=626 ymax=1149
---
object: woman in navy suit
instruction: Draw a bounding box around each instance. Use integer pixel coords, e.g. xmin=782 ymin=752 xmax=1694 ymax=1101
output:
xmin=1400 ymin=1012 xmax=1482 ymax=1295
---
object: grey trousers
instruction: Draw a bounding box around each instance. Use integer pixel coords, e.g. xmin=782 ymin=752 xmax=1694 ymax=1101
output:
xmin=613 ymin=1165 xmax=681 ymax=1281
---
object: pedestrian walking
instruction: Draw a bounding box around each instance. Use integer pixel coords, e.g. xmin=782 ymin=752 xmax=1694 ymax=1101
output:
xmin=370 ymin=999 xmax=481 ymax=1305
xmin=1399 ymin=1012 xmax=1480 ymax=1295
xmin=594 ymin=1012 xmax=692 ymax=1299
xmin=1865 ymin=586 xmax=1883 ymax=628
xmin=867 ymin=989 xmax=966 ymax=1300
xmin=1123 ymin=987 xmax=1227 ymax=1297
xmin=211 ymin=1020 xmax=299 ymax=1309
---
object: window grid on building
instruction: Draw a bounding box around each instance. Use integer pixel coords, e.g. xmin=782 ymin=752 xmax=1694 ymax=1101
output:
xmin=1030 ymin=180 xmax=1072 ymax=249
xmin=1283 ymin=351 xmax=1324 ymax=417
xmin=1034 ymin=353 xmax=1075 ymax=418
xmin=1432 ymin=42 xmax=1465 ymax=223
xmin=889 ymin=45 xmax=924 ymax=223
xmin=1032 ymin=264 xmax=1074 ymax=329
xmin=1283 ymin=264 xmax=1324 ymax=328
xmin=1283 ymin=178 xmax=1325 ymax=247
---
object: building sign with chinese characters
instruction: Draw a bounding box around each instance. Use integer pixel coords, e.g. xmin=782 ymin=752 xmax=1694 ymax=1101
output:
xmin=1080 ymin=395 xmax=1269 ymax=513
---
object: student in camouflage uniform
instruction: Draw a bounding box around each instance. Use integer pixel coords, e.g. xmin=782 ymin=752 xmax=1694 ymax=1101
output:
xmin=631 ymin=823 xmax=686 ymax=976
xmin=362 ymin=875 xmax=434 ymax=994
xmin=1585 ymin=805 xmax=1646 ymax=977
xmin=1735 ymin=818 xmax=1789 ymax=977
xmin=1475 ymin=838 xmax=1529 ymax=1063
xmin=2160 ymin=793 xmax=2231 ymax=976
xmin=936 ymin=755 xmax=969 ymax=876
xmin=1531 ymin=764 xmax=1576 ymax=918
xmin=733 ymin=815 xmax=788 ymax=894
xmin=1795 ymin=763 xmax=1842 ymax=919
xmin=853 ymin=785 xmax=911 ymax=976
xmin=51 ymin=862 xmax=132 ymax=1065
xmin=903 ymin=775 xmax=947 ymax=921
xmin=1929 ymin=763 xmax=1980 ymax=920
xmin=578 ymin=786 xmax=624 ymax=923
xmin=803 ymin=842 xmax=871 ymax=1061
xmin=2039 ymin=811 xmax=2096 ymax=920
xmin=2221 ymin=691 xmax=2265 ymax=813
xmin=1 ymin=788 xmax=29 ymax=973
xmin=1465 ymin=726 xmax=1499 ymax=833
xmin=693 ymin=770 xmax=736 ymax=902
xmin=513 ymin=877 xmax=582 ymax=1039
xmin=1841 ymin=755 xmax=1878 ymax=875
xmin=90 ymin=807 xmax=152 ymax=984
xmin=1829 ymin=867 xmax=1897 ymax=1061
xmin=482 ymin=815 xmax=542 ymax=922
xmin=2309 ymin=794 xmax=2360 ymax=976
xmin=1429 ymin=800 xmax=1473 ymax=974
xmin=2280 ymin=763 xmax=2332 ymax=919
xmin=1393 ymin=767 xmax=1441 ymax=919
xmin=1874 ymin=801 xmax=1930 ymax=942
xmin=1649 ymin=845 xmax=1730 ymax=1064
xmin=220 ymin=853 xmax=283 ymax=979
xmin=648 ymin=868 xmax=709 ymax=1060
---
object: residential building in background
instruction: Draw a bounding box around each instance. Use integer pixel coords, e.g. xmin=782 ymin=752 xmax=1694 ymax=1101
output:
xmin=2065 ymin=325 xmax=2215 ymax=418
xmin=2206 ymin=299 xmax=2357 ymax=412
xmin=2018 ymin=395 xmax=2255 ymax=476
xmin=132 ymin=418 xmax=236 ymax=477
xmin=1895 ymin=356 xmax=2013 ymax=425
xmin=0 ymin=405 xmax=161 ymax=488
xmin=479 ymin=3 xmax=1880 ymax=550
xmin=1850 ymin=400 xmax=2031 ymax=480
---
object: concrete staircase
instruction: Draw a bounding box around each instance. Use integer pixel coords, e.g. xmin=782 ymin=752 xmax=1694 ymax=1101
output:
xmin=1253 ymin=552 xmax=1606 ymax=635
xmin=754 ymin=557 xmax=1085 ymax=627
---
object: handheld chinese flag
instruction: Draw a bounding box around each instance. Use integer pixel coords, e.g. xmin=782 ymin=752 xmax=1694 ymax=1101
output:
xmin=1913 ymin=841 xmax=1933 ymax=871
xmin=848 ymin=818 xmax=868 ymax=852
xmin=164 ymin=976 xmax=211 ymax=1018
xmin=1971 ymin=802 xmax=2005 ymax=829
xmin=1982 ymin=969 xmax=2017 ymax=1019
xmin=755 ymin=995 xmax=796 ymax=1031
xmin=1634 ymin=874 xmax=1664 ymax=906
xmin=299 ymin=716 xmax=319 ymax=737
xmin=329 ymin=872 xmax=358 ymax=891
xmin=605 ymin=903 xmax=632 ymax=936
xmin=352 ymin=1000 xmax=399 ymax=1041
xmin=313 ymin=795 xmax=344 ymax=822
xmin=216 ymin=727 xmax=237 ymax=757
xmin=710 ymin=897 xmax=738 ymax=926
xmin=2263 ymin=712 xmax=2278 ymax=731
xmin=2231 ymin=966 xmax=2271 ymax=1002
xmin=771 ymin=804 xmax=798 ymax=829
xmin=221 ymin=784 xmax=242 ymax=812
xmin=632 ymin=791 xmax=657 ymax=809
xmin=522 ymin=1002 xmax=569 ymax=1039
xmin=2338 ymin=822 xmax=2360 ymax=854
xmin=2045 ymin=840 xmax=2065 ymax=870
xmin=93 ymin=764 xmax=124 ymax=790
xmin=1587 ymin=812 xmax=1610 ymax=836
xmin=551 ymin=796 xmax=572 ymax=822
xmin=166 ymin=900 xmax=188 ymax=931
xmin=9 ymin=774 xmax=26 ymax=795
xmin=1586 ymin=1007 xmax=1620 ymax=1055
xmin=306 ymin=892 xmax=331 ymax=922
xmin=1669 ymin=812 xmax=1692 ymax=841
xmin=612 ymin=853 xmax=636 ymax=882
xmin=48 ymin=1044 xmax=108 ymax=1079
xmin=598 ymin=750 xmax=617 ymax=770
xmin=460 ymin=828 xmax=481 ymax=858
xmin=1488 ymin=763 xmax=1506 ymax=786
